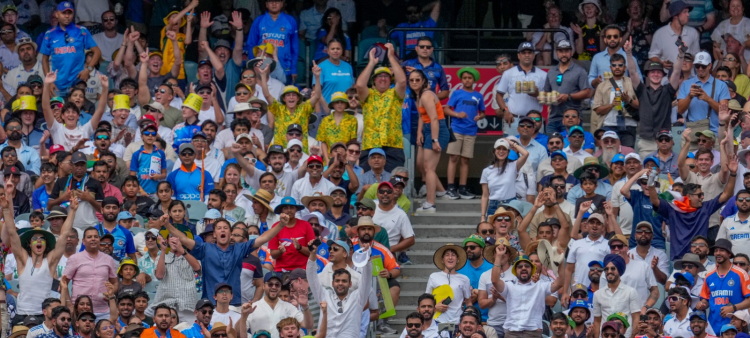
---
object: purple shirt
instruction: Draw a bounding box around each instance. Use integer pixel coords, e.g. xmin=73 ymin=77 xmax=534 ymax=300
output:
xmin=62 ymin=251 xmax=117 ymax=314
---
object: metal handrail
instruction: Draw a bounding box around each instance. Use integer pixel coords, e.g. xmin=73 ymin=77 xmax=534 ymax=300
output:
xmin=386 ymin=27 xmax=572 ymax=64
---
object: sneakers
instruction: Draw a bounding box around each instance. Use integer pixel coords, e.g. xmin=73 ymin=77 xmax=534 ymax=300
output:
xmin=458 ymin=187 xmax=476 ymax=200
xmin=376 ymin=320 xmax=397 ymax=334
xmin=435 ymin=190 xmax=447 ymax=197
xmin=445 ymin=188 xmax=460 ymax=200
xmin=416 ymin=202 xmax=436 ymax=213
xmin=417 ymin=185 xmax=427 ymax=198
xmin=398 ymin=252 xmax=413 ymax=265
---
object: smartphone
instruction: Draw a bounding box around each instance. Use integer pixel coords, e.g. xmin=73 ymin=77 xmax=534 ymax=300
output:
xmin=640 ymin=315 xmax=648 ymax=321
xmin=438 ymin=323 xmax=455 ymax=333
xmin=307 ymin=238 xmax=321 ymax=251
xmin=259 ymin=56 xmax=273 ymax=71
xmin=442 ymin=296 xmax=452 ymax=305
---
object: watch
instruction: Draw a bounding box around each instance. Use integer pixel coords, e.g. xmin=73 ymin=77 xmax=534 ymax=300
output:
xmin=86 ymin=66 xmax=94 ymax=72
xmin=432 ymin=138 xmax=438 ymax=143
xmin=235 ymin=27 xmax=242 ymax=31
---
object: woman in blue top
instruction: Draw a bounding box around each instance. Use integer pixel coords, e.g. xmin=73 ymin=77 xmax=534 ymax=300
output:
xmin=315 ymin=38 xmax=354 ymax=104
xmin=314 ymin=8 xmax=352 ymax=61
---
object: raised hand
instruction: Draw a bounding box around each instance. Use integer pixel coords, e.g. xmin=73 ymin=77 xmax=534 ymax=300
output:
xmin=578 ymin=200 xmax=592 ymax=216
xmin=279 ymin=213 xmax=290 ymax=226
xmin=718 ymin=101 xmax=731 ymax=124
xmin=166 ymin=30 xmax=177 ymax=41
xmin=570 ymin=23 xmax=582 ymax=35
xmin=623 ymin=36 xmax=632 ymax=54
xmin=99 ymin=74 xmax=109 ymax=89
xmin=729 ymin=155 xmax=739 ymax=173
xmin=319 ymin=301 xmax=327 ymax=312
xmin=128 ymin=26 xmax=140 ymax=42
xmin=312 ymin=61 xmax=321 ymax=77
xmin=69 ymin=196 xmax=79 ymax=211
xmin=230 ymin=11 xmax=242 ymax=30
xmin=45 ymin=70 xmax=58 ymax=84
xmin=200 ymin=11 xmax=213 ymax=29
xmin=241 ymin=301 xmax=256 ymax=316
xmin=199 ymin=40 xmax=209 ymax=52
xmin=230 ymin=143 xmax=243 ymax=155
xmin=682 ymin=127 xmax=692 ymax=143
xmin=139 ymin=52 xmax=149 ymax=64
xmin=534 ymin=189 xmax=546 ymax=208
xmin=384 ymin=43 xmax=395 ymax=57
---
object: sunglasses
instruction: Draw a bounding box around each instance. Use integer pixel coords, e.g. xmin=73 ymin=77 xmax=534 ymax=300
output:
xmin=357 ymin=206 xmax=372 ymax=211
xmin=417 ymin=45 xmax=433 ymax=49
xmin=609 ymin=244 xmax=624 ymax=250
xmin=563 ymin=114 xmax=577 ymax=118
xmin=147 ymin=107 xmax=161 ymax=113
xmin=348 ymin=149 xmax=361 ymax=154
xmin=288 ymin=148 xmax=302 ymax=153
xmin=690 ymin=192 xmax=705 ymax=199
xmin=738 ymin=197 xmax=750 ymax=202
xmin=682 ymin=263 xmax=697 ymax=269
xmin=518 ymin=124 xmax=534 ymax=129
xmin=668 ymin=296 xmax=685 ymax=302
xmin=0 ymin=30 xmax=13 ymax=34
xmin=589 ymin=267 xmax=604 ymax=272
xmin=464 ymin=245 xmax=480 ymax=250
xmin=51 ymin=103 xmax=63 ymax=110
xmin=103 ymin=17 xmax=115 ymax=22
xmin=378 ymin=189 xmax=393 ymax=194
xmin=216 ymin=289 xmax=232 ymax=295
xmin=606 ymin=35 xmax=620 ymax=39
xmin=145 ymin=236 xmax=157 ymax=241
xmin=635 ymin=229 xmax=652 ymax=234
xmin=242 ymin=74 xmax=256 ymax=79
xmin=201 ymin=309 xmax=214 ymax=315
xmin=657 ymin=137 xmax=671 ymax=143
xmin=158 ymin=88 xmax=168 ymax=94
xmin=348 ymin=96 xmax=358 ymax=100
xmin=737 ymin=262 xmax=749 ymax=267
xmin=494 ymin=216 xmax=511 ymax=222
xmin=287 ymin=132 xmax=302 ymax=137
xmin=79 ymin=317 xmax=95 ymax=322
xmin=198 ymin=90 xmax=212 ymax=95
xmin=691 ymin=242 xmax=708 ymax=248
xmin=695 ymin=64 xmax=708 ymax=69
xmin=406 ymin=323 xmax=421 ymax=328
xmin=569 ymin=134 xmax=584 ymax=138
xmin=236 ymin=91 xmax=251 ymax=96
xmin=571 ymin=292 xmax=587 ymax=299
xmin=610 ymin=63 xmax=625 ymax=68
xmin=142 ymin=131 xmax=157 ymax=136
xmin=309 ymin=222 xmax=320 ymax=227
xmin=480 ymin=229 xmax=495 ymax=235
xmin=688 ymin=164 xmax=696 ymax=169
xmin=181 ymin=151 xmax=195 ymax=156
xmin=307 ymin=163 xmax=322 ymax=169
xmin=266 ymin=282 xmax=281 ymax=288
xmin=212 ymin=334 xmax=228 ymax=338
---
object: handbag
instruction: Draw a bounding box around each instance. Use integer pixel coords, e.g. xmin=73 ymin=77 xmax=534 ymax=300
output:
xmin=684 ymin=79 xmax=715 ymax=148
xmin=446 ymin=116 xmax=457 ymax=143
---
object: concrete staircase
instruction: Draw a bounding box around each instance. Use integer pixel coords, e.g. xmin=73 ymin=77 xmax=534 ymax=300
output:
xmin=381 ymin=199 xmax=481 ymax=337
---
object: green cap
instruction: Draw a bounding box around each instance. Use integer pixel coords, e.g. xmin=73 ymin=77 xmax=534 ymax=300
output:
xmin=457 ymin=67 xmax=480 ymax=81
xmin=462 ymin=234 xmax=485 ymax=248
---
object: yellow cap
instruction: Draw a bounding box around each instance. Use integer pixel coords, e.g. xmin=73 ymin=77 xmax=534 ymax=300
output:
xmin=182 ymin=93 xmax=203 ymax=113
xmin=279 ymin=85 xmax=301 ymax=102
xmin=113 ymin=94 xmax=130 ymax=111
xmin=12 ymin=95 xmax=37 ymax=113
xmin=253 ymin=43 xmax=275 ymax=57
xmin=372 ymin=67 xmax=393 ymax=79
xmin=328 ymin=91 xmax=349 ymax=109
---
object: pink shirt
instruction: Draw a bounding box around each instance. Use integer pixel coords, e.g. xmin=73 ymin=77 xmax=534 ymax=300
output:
xmin=62 ymin=251 xmax=117 ymax=314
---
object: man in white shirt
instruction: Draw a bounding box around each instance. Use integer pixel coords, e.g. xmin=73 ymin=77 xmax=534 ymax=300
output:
xmin=243 ymin=272 xmax=311 ymax=338
xmin=92 ymin=11 xmax=122 ymax=62
xmin=601 ymin=234 xmax=660 ymax=308
xmin=26 ymin=299 xmax=61 ymax=338
xmin=563 ymin=126 xmax=590 ymax=165
xmin=398 ymin=294 xmax=450 ymax=338
xmin=562 ymin=213 xmax=610 ymax=305
xmin=2 ymin=37 xmax=41 ymax=97
xmin=490 ymin=246 xmax=565 ymax=336
xmin=372 ymin=181 xmax=415 ymax=254
xmin=290 ymin=154 xmax=334 ymax=201
xmin=650 ymin=0 xmax=701 ymax=69
xmin=478 ymin=239 xmax=517 ymax=336
xmin=716 ymin=189 xmax=750 ymax=257
xmin=306 ymin=240 xmax=371 ymax=338
xmin=611 ymin=153 xmax=642 ymax=238
xmin=494 ymin=42 xmax=546 ymax=136
xmin=663 ymin=287 xmax=693 ymax=338
xmin=592 ymin=253 xmax=642 ymax=338
xmin=209 ymin=283 xmax=241 ymax=327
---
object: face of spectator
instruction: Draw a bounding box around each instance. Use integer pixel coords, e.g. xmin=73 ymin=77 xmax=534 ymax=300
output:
xmin=605 ymin=29 xmax=621 ymax=49
xmin=241 ymin=70 xmax=256 ymax=86
xmin=54 ymin=312 xmax=72 ymax=335
xmin=356 ymin=204 xmax=374 ymax=217
xmin=406 ymin=5 xmax=421 ymax=23
xmin=69 ymin=90 xmax=85 ymax=108
xmin=517 ymin=50 xmax=534 ymax=67
xmin=378 ymin=184 xmax=394 ymax=204
xmin=518 ymin=121 xmax=535 ymax=137
xmin=496 ymin=57 xmax=511 ymax=75
xmin=368 ymin=153 xmax=385 ymax=170
xmin=2 ymin=11 xmax=16 ymax=25
xmin=458 ymin=316 xmax=478 ymax=337
xmin=547 ymin=7 xmax=561 ymax=28
xmin=734 ymin=256 xmax=750 ymax=271
xmin=550 ymin=318 xmax=568 ymax=337
xmin=627 ymin=0 xmax=643 ymax=18
xmin=406 ymin=318 xmax=423 ymax=337
xmin=307 ymin=160 xmax=323 ymax=179
xmin=17 ymin=44 xmax=35 ymax=66
xmin=373 ymin=73 xmax=392 ymax=92
xmin=695 ymin=62 xmax=712 ymax=79
xmin=120 ymin=82 xmax=137 ymax=101
xmin=416 ymin=39 xmax=433 ymax=59
xmin=327 ymin=40 xmax=343 ymax=60
xmin=214 ymin=221 xmax=231 ymax=246
xmin=198 ymin=65 xmax=213 ymax=83
xmin=715 ymin=247 xmax=732 ymax=264
xmin=691 ymin=318 xmax=708 ymax=336
xmin=717 ymin=70 xmax=731 ymax=81
xmin=153 ymin=308 xmax=171 ymax=331
xmin=568 ymin=131 xmax=584 ymax=148
xmin=695 ymin=152 xmax=712 ymax=173
xmin=563 ymin=110 xmax=579 ymax=127
xmin=582 ymin=3 xmax=598 ymax=18
xmin=610 ymin=59 xmax=625 ymax=77
xmin=730 ymin=0 xmax=744 ymax=17
xmin=332 ymin=271 xmax=351 ymax=296
xmin=202 ymin=124 xmax=217 ymax=144
xmin=215 ymin=46 xmax=231 ymax=65
xmin=727 ymin=37 xmax=743 ymax=55
xmin=117 ymin=298 xmax=134 ymax=318
xmin=266 ymin=0 xmax=284 ymax=14
xmin=547 ymin=137 xmax=564 ymax=153
xmin=77 ymin=314 xmax=94 ymax=334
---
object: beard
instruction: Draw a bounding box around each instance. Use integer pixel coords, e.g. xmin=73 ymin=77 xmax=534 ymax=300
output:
xmin=467 ymin=251 xmax=480 ymax=261
xmin=8 ymin=131 xmax=21 ymax=141
xmin=407 ymin=328 xmax=422 ymax=338
xmin=589 ymin=273 xmax=600 ymax=284
xmin=601 ymin=147 xmax=618 ymax=166
xmin=360 ymin=234 xmax=373 ymax=242
xmin=637 ymin=237 xmax=651 ymax=246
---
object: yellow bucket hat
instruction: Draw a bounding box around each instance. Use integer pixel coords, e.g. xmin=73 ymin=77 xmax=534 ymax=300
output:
xmin=182 ymin=93 xmax=203 ymax=113
xmin=253 ymin=43 xmax=275 ymax=56
xmin=279 ymin=85 xmax=302 ymax=102
xmin=163 ymin=11 xmax=186 ymax=28
xmin=113 ymin=94 xmax=131 ymax=111
xmin=371 ymin=67 xmax=393 ymax=81
xmin=328 ymin=92 xmax=350 ymax=109
xmin=13 ymin=95 xmax=37 ymax=113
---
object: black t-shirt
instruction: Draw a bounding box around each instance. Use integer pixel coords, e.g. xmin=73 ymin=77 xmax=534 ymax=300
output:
xmin=50 ymin=174 xmax=105 ymax=203
xmin=574 ymin=194 xmax=606 ymax=216
xmin=11 ymin=189 xmax=30 ymax=217
xmin=635 ymin=82 xmax=677 ymax=139
xmin=129 ymin=196 xmax=155 ymax=218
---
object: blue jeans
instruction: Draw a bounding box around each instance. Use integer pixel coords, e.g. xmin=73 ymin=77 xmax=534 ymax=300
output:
xmin=486 ymin=198 xmax=516 ymax=219
xmin=546 ymin=119 xmax=565 ymax=135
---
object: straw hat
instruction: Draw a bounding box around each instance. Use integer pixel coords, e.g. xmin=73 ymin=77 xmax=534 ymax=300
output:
xmin=301 ymin=192 xmax=333 ymax=211
xmin=9 ymin=326 xmax=28 ymax=338
xmin=353 ymin=216 xmax=382 ymax=234
xmin=433 ymin=244 xmax=467 ymax=271
xmin=489 ymin=207 xmax=516 ymax=227
xmin=245 ymin=189 xmax=274 ymax=213
xmin=483 ymin=238 xmax=518 ymax=263
xmin=533 ymin=239 xmax=564 ymax=273
xmin=210 ymin=322 xmax=229 ymax=336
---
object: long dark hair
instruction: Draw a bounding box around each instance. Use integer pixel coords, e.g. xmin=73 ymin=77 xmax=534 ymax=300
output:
xmin=408 ymin=69 xmax=429 ymax=103
xmin=93 ymin=319 xmax=113 ymax=338
xmin=489 ymin=146 xmax=513 ymax=175
xmin=319 ymin=8 xmax=346 ymax=43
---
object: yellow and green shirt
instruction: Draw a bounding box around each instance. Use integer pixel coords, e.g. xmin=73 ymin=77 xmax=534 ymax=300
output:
xmin=362 ymin=88 xmax=404 ymax=150
xmin=316 ymin=113 xmax=358 ymax=148
xmin=270 ymin=100 xmax=313 ymax=153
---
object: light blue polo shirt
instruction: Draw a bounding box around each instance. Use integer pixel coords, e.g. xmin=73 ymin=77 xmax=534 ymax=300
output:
xmin=677 ymin=75 xmax=731 ymax=133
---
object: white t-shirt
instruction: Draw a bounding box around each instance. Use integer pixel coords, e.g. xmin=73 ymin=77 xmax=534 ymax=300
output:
xmin=479 ymin=266 xmax=516 ymax=326
xmin=610 ymin=179 xmax=635 ymax=235
xmin=481 ymin=164 xmax=518 ymax=201
xmin=92 ymin=32 xmax=124 ymax=62
xmin=214 ymin=128 xmax=264 ymax=152
xmin=599 ymin=259 xmax=658 ymax=306
xmin=272 ymin=170 xmax=299 ymax=198
xmin=210 ymin=308 xmax=241 ymax=327
xmin=603 ymin=80 xmax=637 ymax=127
xmin=4 ymin=253 xmax=16 ymax=280
xmin=199 ymin=106 xmax=224 ymax=124
xmin=373 ymin=205 xmax=415 ymax=247
xmin=50 ymin=120 xmax=95 ymax=151
xmin=425 ymin=272 xmax=471 ymax=324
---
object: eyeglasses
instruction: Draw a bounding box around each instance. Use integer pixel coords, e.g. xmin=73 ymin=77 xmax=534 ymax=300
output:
xmin=610 ymin=244 xmax=624 ymax=250
xmin=495 ymin=216 xmax=511 ymax=222
xmin=606 ymin=35 xmax=620 ymax=39
xmin=691 ymin=242 xmax=708 ymax=248
xmin=142 ymin=131 xmax=157 ymax=136
xmin=242 ymin=74 xmax=256 ymax=79
xmin=145 ymin=236 xmax=157 ymax=241
xmin=192 ymin=139 xmax=207 ymax=144
xmin=101 ymin=325 xmax=115 ymax=331
xmin=201 ymin=309 xmax=214 ymax=315
xmin=307 ymin=163 xmax=322 ymax=169
xmin=480 ymin=229 xmax=495 ymax=235
xmin=417 ymin=45 xmax=433 ymax=49
xmin=409 ymin=78 xmax=422 ymax=83
xmin=589 ymin=266 xmax=604 ymax=272
xmin=236 ymin=91 xmax=251 ymax=96
xmin=31 ymin=236 xmax=46 ymax=242
xmin=695 ymin=64 xmax=709 ymax=69
xmin=378 ymin=189 xmax=393 ymax=194
xmin=406 ymin=323 xmax=421 ymax=328
xmin=604 ymin=266 xmax=619 ymax=272
xmin=610 ymin=63 xmax=625 ymax=68
xmin=216 ymin=289 xmax=232 ymax=295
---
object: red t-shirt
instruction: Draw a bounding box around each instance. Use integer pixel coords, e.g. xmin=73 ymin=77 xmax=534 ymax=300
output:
xmin=268 ymin=219 xmax=316 ymax=271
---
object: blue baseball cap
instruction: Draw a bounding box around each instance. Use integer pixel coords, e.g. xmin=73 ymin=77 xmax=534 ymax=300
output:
xmin=690 ymin=310 xmax=707 ymax=322
xmin=569 ymin=126 xmax=585 ymax=135
xmin=57 ymin=1 xmax=74 ymax=12
xmin=569 ymin=300 xmax=591 ymax=314
xmin=611 ymin=153 xmax=625 ymax=164
xmin=329 ymin=240 xmax=350 ymax=256
xmin=722 ymin=325 xmax=738 ymax=335
xmin=192 ymin=131 xmax=207 ymax=140
xmin=674 ymin=272 xmax=695 ymax=287
xmin=116 ymin=211 xmax=135 ymax=222
xmin=643 ymin=156 xmax=660 ymax=166
xmin=204 ymin=209 xmax=222 ymax=219
xmin=263 ymin=271 xmax=282 ymax=283
xmin=368 ymin=148 xmax=386 ymax=158
xmin=550 ymin=150 xmax=567 ymax=161
xmin=588 ymin=260 xmax=604 ymax=268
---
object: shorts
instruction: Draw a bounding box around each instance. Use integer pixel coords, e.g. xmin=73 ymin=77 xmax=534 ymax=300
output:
xmin=422 ymin=119 xmax=449 ymax=150
xmin=446 ymin=133 xmax=476 ymax=158
xmin=387 ymin=278 xmax=400 ymax=289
